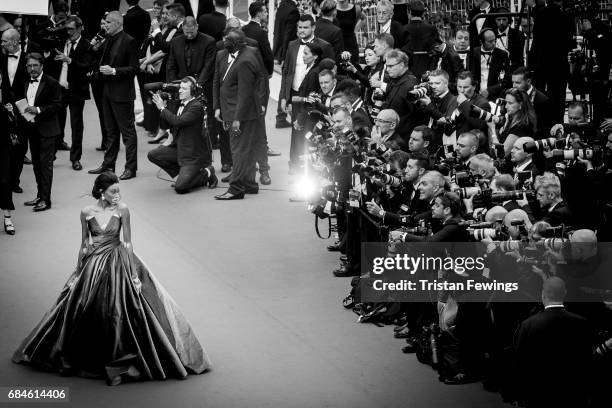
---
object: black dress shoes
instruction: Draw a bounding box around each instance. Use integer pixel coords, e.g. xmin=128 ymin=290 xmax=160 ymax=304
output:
xmin=88 ymin=165 xmax=114 ymax=174
xmin=95 ymin=145 xmax=106 ymax=151
xmin=221 ymin=164 xmax=232 ymax=173
xmin=333 ymin=265 xmax=359 ymax=277
xmin=214 ymin=192 xmax=244 ymax=200
xmin=267 ymin=148 xmax=281 ymax=156
xmin=207 ymin=167 xmax=218 ymax=188
xmin=119 ymin=170 xmax=136 ymax=180
xmin=23 ymin=156 xmax=32 ymax=165
xmin=327 ymin=242 xmax=340 ymax=252
xmin=148 ymin=131 xmax=168 ymax=144
xmin=12 ymin=186 xmax=23 ymax=194
xmin=24 ymin=197 xmax=41 ymax=206
xmin=33 ymin=201 xmax=50 ymax=212
xmin=57 ymin=141 xmax=70 ymax=151
xmin=221 ymin=173 xmax=232 ymax=183
xmin=72 ymin=161 xmax=83 ymax=171
xmin=260 ymin=171 xmax=271 ymax=185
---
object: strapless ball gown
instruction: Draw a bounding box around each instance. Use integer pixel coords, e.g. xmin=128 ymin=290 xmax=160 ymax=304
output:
xmin=12 ymin=212 xmax=211 ymax=385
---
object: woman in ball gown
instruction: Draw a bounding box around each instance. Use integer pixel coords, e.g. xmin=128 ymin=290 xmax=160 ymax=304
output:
xmin=13 ymin=172 xmax=211 ymax=385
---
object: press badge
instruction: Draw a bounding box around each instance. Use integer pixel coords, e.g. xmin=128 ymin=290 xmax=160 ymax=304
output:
xmin=400 ymin=204 xmax=409 ymax=212
xmin=324 ymin=201 xmax=333 ymax=215
xmin=349 ymin=189 xmax=361 ymax=208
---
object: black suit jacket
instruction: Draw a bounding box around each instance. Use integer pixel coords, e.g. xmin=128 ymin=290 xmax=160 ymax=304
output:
xmin=166 ymin=33 xmax=216 ymax=90
xmin=242 ymin=21 xmax=274 ymax=75
xmin=280 ymin=38 xmax=335 ymax=103
xmin=197 ymin=11 xmax=227 ymax=42
xmin=542 ymin=200 xmax=573 ymax=227
xmin=123 ymin=5 xmax=151 ymax=50
xmin=430 ymin=45 xmax=463 ymax=90
xmin=378 ymin=21 xmax=406 ymax=50
xmin=315 ymin=18 xmax=344 ymax=58
xmin=273 ymin=0 xmax=299 ymax=62
xmin=173 ymin=0 xmax=214 ymax=19
xmin=455 ymin=93 xmax=490 ymax=134
xmin=531 ymin=4 xmax=574 ymax=67
xmin=23 ymin=73 xmax=62 ymax=138
xmin=401 ymin=19 xmax=438 ymax=80
xmin=529 ymin=87 xmax=552 ymax=138
xmin=98 ymin=31 xmax=139 ymax=102
xmin=496 ymin=27 xmax=525 ymax=71
xmin=468 ymin=7 xmax=497 ymax=48
xmin=514 ymin=307 xmax=593 ymax=408
xmin=0 ymin=52 xmax=28 ymax=103
xmin=213 ymin=46 xmax=262 ymax=122
xmin=405 ymin=217 xmax=468 ymax=242
xmin=159 ymin=99 xmax=206 ymax=167
xmin=44 ymin=37 xmax=94 ymax=100
xmin=467 ymin=48 xmax=510 ymax=100
xmin=381 ymin=70 xmax=420 ymax=137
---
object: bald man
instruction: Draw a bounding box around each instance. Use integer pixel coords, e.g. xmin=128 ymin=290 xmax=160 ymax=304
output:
xmin=514 ymin=276 xmax=593 ymax=408
xmin=510 ymin=136 xmax=540 ymax=186
xmin=88 ymin=11 xmax=139 ymax=180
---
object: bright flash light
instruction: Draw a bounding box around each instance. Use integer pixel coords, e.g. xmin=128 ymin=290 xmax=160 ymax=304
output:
xmin=290 ymin=177 xmax=318 ymax=202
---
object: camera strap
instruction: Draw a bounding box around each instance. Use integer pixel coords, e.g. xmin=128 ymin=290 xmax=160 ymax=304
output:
xmin=315 ymin=214 xmax=332 ymax=239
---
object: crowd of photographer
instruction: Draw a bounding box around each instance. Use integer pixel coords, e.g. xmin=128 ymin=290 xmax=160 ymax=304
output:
xmin=288 ymin=1 xmax=612 ymax=406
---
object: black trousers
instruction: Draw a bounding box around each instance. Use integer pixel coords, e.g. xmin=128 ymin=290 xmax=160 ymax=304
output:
xmin=28 ymin=131 xmax=55 ymax=205
xmin=102 ymin=98 xmax=138 ymax=172
xmin=147 ymin=146 xmax=209 ymax=194
xmin=534 ymin=62 xmax=568 ymax=124
xmin=91 ymin=80 xmax=108 ymax=148
xmin=0 ymin=139 xmax=14 ymax=210
xmin=254 ymin=115 xmax=270 ymax=173
xmin=219 ymin=125 xmax=232 ymax=166
xmin=9 ymin=131 xmax=27 ymax=190
xmin=228 ymin=119 xmax=259 ymax=195
xmin=57 ymin=96 xmax=86 ymax=162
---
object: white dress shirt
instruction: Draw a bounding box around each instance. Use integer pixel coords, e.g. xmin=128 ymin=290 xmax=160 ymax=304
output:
xmin=496 ymin=27 xmax=509 ymax=53
xmin=7 ymin=49 xmax=21 ymax=86
xmin=177 ymin=97 xmax=194 ymax=116
xmin=222 ymin=51 xmax=239 ymax=81
xmin=480 ymin=48 xmax=493 ymax=93
xmin=475 ymin=5 xmax=491 ymax=34
xmin=379 ymin=20 xmax=391 ymax=34
xmin=292 ymin=35 xmax=314 ymax=92
xmin=59 ymin=36 xmax=81 ymax=89
xmin=189 ymin=0 xmax=199 ymax=16
xmin=27 ymin=73 xmax=42 ymax=107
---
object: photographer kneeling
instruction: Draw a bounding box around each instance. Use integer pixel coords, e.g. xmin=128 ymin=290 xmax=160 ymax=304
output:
xmin=148 ymin=77 xmax=217 ymax=194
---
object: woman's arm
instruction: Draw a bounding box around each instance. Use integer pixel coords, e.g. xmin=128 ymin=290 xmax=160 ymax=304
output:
xmin=78 ymin=209 xmax=90 ymax=266
xmin=120 ymin=204 xmax=133 ymax=253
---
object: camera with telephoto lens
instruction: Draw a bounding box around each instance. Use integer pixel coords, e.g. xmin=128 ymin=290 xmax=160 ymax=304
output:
xmin=468 ymin=221 xmax=509 ymax=241
xmin=407 ymin=83 xmax=432 ymax=101
xmin=469 ymin=105 xmax=506 ymax=127
xmin=523 ymin=137 xmax=569 ymax=153
xmin=400 ymin=219 xmax=431 ymax=236
xmin=371 ymin=88 xmax=386 ymax=102
xmin=549 ymin=146 xmax=602 ymax=162
xmin=143 ymin=81 xmax=197 ymax=101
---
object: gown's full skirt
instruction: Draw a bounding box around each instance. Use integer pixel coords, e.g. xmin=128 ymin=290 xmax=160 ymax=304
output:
xmin=12 ymin=215 xmax=211 ymax=385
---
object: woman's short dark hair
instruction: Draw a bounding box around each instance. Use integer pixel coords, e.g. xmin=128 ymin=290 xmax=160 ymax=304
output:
xmin=305 ymin=42 xmax=323 ymax=61
xmin=438 ymin=191 xmax=462 ymax=217
xmin=92 ymin=172 xmax=119 ymax=199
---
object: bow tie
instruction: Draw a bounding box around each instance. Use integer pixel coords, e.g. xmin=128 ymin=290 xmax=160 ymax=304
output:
xmin=29 ymin=78 xmax=39 ymax=83
xmin=498 ymin=33 xmax=507 ymax=37
xmin=300 ymin=40 xmax=312 ymax=46
xmin=482 ymin=51 xmax=493 ymax=55
xmin=8 ymin=54 xmax=18 ymax=59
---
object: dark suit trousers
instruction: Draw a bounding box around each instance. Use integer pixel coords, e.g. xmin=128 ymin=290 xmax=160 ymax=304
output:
xmin=0 ymin=141 xmax=14 ymax=210
xmin=254 ymin=116 xmax=270 ymax=173
xmin=9 ymin=131 xmax=28 ymax=190
xmin=102 ymin=98 xmax=138 ymax=172
xmin=58 ymin=94 xmax=86 ymax=162
xmin=141 ymin=72 xmax=162 ymax=133
xmin=147 ymin=145 xmax=209 ymax=194
xmin=219 ymin=125 xmax=232 ymax=166
xmin=228 ymin=119 xmax=259 ymax=195
xmin=534 ymin=62 xmax=568 ymax=124
xmin=91 ymin=80 xmax=109 ymax=148
xmin=28 ymin=130 xmax=55 ymax=205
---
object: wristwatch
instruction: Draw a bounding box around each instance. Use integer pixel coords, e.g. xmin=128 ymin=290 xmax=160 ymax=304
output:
xmin=378 ymin=209 xmax=385 ymax=218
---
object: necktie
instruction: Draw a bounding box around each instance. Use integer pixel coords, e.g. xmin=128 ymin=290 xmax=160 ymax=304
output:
xmin=8 ymin=54 xmax=18 ymax=59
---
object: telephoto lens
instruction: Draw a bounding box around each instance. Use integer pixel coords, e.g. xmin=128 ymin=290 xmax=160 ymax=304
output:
xmin=469 ymin=105 xmax=506 ymax=126
xmin=550 ymin=148 xmax=596 ymax=160
xmin=523 ymin=138 xmax=567 ymax=153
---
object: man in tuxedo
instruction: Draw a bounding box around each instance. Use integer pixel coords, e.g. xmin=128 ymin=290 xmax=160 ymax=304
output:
xmin=20 ymin=53 xmax=61 ymax=212
xmin=531 ymin=0 xmax=574 ymax=123
xmin=380 ymin=49 xmax=420 ymax=138
xmin=44 ymin=16 xmax=93 ymax=171
xmin=273 ymin=0 xmax=299 ymax=65
xmin=454 ymin=71 xmax=490 ymax=135
xmin=279 ymin=14 xmax=334 ymax=171
xmin=149 ymin=77 xmax=217 ymax=194
xmin=243 ymin=1 xmax=273 ymax=76
xmin=520 ymin=16 xmax=535 ymax=68
xmin=401 ymin=0 xmax=438 ymax=81
xmin=123 ymin=0 xmax=151 ymax=50
xmin=511 ymin=67 xmax=551 ymax=138
xmin=376 ymin=0 xmax=405 ymax=50
xmin=197 ymin=0 xmax=228 ymax=42
xmin=1 ymin=29 xmax=29 ymax=193
xmin=315 ymin=0 xmax=344 ymax=58
xmin=417 ymin=69 xmax=457 ymax=152
xmin=429 ymin=37 xmax=463 ymax=92
xmin=510 ymin=136 xmax=540 ymax=184
xmin=88 ymin=11 xmax=139 ymax=180
xmin=468 ymin=0 xmax=496 ymax=48
xmin=467 ymin=28 xmax=510 ymax=101
xmin=166 ymin=16 xmax=216 ymax=164
xmin=213 ymin=29 xmax=263 ymax=200
xmin=494 ymin=7 xmax=524 ymax=72
xmin=452 ymin=29 xmax=471 ymax=69
xmin=514 ymin=277 xmax=593 ymax=408
xmin=174 ymin=0 xmax=214 ymax=20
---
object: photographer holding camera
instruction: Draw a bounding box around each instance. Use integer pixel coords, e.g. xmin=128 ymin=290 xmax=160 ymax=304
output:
xmin=369 ymin=109 xmax=406 ymax=153
xmin=148 ymin=77 xmax=217 ymax=194
xmin=488 ymin=88 xmax=537 ymax=156
xmin=534 ymin=172 xmax=572 ymax=227
xmin=454 ymin=71 xmax=490 ymax=135
xmin=418 ymin=69 xmax=458 ymax=152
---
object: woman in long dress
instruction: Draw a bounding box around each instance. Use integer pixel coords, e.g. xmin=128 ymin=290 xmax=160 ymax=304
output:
xmin=13 ymin=172 xmax=210 ymax=385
